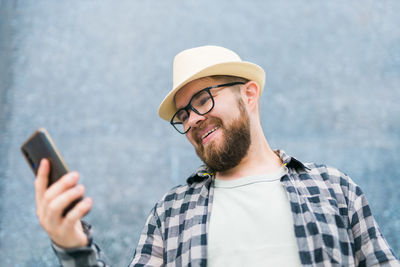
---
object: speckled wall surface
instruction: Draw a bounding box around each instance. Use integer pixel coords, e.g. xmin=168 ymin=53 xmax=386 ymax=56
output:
xmin=0 ymin=1 xmax=399 ymax=266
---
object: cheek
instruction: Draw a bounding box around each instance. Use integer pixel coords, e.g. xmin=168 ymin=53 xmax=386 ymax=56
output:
xmin=186 ymin=132 xmax=198 ymax=146
xmin=214 ymin=97 xmax=241 ymax=119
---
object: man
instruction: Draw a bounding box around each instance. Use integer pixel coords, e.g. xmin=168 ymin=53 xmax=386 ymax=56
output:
xmin=35 ymin=45 xmax=399 ymax=266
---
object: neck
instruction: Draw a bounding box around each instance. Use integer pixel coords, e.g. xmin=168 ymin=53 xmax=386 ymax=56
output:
xmin=215 ymin=126 xmax=282 ymax=180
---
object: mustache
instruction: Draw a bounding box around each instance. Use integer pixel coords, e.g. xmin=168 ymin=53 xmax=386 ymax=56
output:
xmin=191 ymin=118 xmax=223 ymax=144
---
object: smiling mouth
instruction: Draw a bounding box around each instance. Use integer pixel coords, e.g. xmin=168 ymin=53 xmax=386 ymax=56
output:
xmin=201 ymin=126 xmax=220 ymax=140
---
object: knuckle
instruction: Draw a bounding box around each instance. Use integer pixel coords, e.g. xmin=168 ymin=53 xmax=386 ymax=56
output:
xmin=75 ymin=185 xmax=84 ymax=195
xmin=34 ymin=178 xmax=44 ymax=189
xmin=47 ymin=202 xmax=58 ymax=213
xmin=64 ymin=172 xmax=78 ymax=183
xmin=37 ymin=166 xmax=45 ymax=176
xmin=67 ymin=204 xmax=84 ymax=219
xmin=59 ymin=178 xmax=72 ymax=189
xmin=69 ymin=186 xmax=84 ymax=200
xmin=76 ymin=203 xmax=86 ymax=213
xmin=64 ymin=211 xmax=78 ymax=224
xmin=63 ymin=214 xmax=74 ymax=224
xmin=42 ymin=192 xmax=51 ymax=203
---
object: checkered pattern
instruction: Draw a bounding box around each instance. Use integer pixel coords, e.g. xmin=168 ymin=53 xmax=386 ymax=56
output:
xmin=52 ymin=221 xmax=109 ymax=267
xmin=53 ymin=150 xmax=399 ymax=266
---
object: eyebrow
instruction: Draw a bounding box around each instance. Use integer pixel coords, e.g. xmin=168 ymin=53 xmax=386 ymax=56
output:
xmin=174 ymin=86 xmax=208 ymax=110
xmin=175 ymin=81 xmax=244 ymax=111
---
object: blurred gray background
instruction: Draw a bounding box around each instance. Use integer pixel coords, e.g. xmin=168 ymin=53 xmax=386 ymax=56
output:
xmin=1 ymin=0 xmax=399 ymax=266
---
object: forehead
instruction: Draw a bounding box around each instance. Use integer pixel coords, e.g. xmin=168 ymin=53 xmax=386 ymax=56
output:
xmin=174 ymin=77 xmax=218 ymax=109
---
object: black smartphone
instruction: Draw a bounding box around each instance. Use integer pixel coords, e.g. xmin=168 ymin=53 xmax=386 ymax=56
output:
xmin=21 ymin=128 xmax=82 ymax=216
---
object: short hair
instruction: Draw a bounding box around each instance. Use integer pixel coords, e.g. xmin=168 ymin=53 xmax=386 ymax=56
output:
xmin=209 ymin=75 xmax=261 ymax=116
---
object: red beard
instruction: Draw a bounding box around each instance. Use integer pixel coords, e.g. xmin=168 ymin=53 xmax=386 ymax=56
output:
xmin=192 ymin=99 xmax=251 ymax=172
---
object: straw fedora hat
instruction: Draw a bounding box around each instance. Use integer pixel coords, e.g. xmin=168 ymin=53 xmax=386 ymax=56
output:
xmin=158 ymin=45 xmax=266 ymax=121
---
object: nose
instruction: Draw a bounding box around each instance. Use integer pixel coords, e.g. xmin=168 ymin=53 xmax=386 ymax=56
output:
xmin=186 ymin=110 xmax=206 ymax=130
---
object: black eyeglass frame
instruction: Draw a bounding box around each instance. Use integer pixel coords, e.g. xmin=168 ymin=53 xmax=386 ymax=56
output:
xmin=170 ymin=81 xmax=245 ymax=134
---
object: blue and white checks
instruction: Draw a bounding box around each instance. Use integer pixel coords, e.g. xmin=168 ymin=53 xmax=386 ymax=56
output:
xmin=53 ymin=150 xmax=399 ymax=266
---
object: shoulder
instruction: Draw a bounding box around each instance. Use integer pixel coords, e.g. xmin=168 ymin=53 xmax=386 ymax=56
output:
xmin=298 ymin=162 xmax=363 ymax=206
xmin=277 ymin=150 xmax=363 ymax=199
xmin=303 ymin=162 xmax=360 ymax=190
xmin=151 ymin=168 xmax=212 ymax=217
xmin=304 ymin=162 xmax=349 ymax=183
xmin=279 ymin=150 xmax=354 ymax=187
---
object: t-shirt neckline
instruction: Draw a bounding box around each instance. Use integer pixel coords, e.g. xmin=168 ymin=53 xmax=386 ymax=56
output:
xmin=213 ymin=165 xmax=288 ymax=189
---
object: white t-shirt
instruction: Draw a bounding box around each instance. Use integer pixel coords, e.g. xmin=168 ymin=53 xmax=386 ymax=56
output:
xmin=208 ymin=166 xmax=302 ymax=267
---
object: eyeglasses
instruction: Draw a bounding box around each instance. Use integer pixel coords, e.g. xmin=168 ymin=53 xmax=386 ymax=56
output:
xmin=170 ymin=82 xmax=245 ymax=134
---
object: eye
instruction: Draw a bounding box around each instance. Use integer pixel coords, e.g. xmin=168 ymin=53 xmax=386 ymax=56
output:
xmin=199 ymin=94 xmax=211 ymax=106
xmin=177 ymin=110 xmax=189 ymax=122
xmin=193 ymin=92 xmax=211 ymax=107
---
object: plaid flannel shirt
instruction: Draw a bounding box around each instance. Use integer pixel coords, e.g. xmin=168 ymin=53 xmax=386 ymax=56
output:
xmin=53 ymin=150 xmax=399 ymax=266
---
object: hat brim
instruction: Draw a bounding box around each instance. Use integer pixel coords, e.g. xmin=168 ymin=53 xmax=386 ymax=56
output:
xmin=158 ymin=61 xmax=266 ymax=121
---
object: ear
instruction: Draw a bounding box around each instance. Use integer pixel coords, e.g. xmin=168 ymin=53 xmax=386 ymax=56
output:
xmin=241 ymin=81 xmax=260 ymax=111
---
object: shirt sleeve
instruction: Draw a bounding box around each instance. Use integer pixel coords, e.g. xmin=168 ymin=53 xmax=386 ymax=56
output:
xmin=129 ymin=206 xmax=164 ymax=266
xmin=51 ymin=220 xmax=110 ymax=267
xmin=52 ymin=242 xmax=109 ymax=267
xmin=52 ymin=207 xmax=165 ymax=267
xmin=347 ymin=181 xmax=400 ymax=266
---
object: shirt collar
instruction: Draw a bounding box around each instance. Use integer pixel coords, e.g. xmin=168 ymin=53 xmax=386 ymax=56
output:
xmin=274 ymin=149 xmax=310 ymax=171
xmin=186 ymin=149 xmax=309 ymax=185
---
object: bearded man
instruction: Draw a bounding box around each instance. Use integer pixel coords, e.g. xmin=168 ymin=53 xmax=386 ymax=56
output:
xmin=35 ymin=45 xmax=399 ymax=266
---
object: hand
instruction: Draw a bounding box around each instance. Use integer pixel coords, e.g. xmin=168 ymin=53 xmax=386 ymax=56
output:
xmin=34 ymin=158 xmax=93 ymax=248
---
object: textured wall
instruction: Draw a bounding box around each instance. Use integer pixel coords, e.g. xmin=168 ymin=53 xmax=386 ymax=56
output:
xmin=0 ymin=1 xmax=399 ymax=266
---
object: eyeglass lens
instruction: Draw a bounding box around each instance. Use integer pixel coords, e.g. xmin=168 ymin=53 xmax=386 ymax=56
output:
xmin=172 ymin=90 xmax=213 ymax=133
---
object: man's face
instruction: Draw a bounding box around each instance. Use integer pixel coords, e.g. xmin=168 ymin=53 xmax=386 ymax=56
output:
xmin=174 ymin=77 xmax=251 ymax=172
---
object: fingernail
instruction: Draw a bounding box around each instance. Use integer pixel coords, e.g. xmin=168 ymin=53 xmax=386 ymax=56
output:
xmin=83 ymin=198 xmax=92 ymax=205
xmin=75 ymin=184 xmax=84 ymax=192
xmin=69 ymin=172 xmax=79 ymax=181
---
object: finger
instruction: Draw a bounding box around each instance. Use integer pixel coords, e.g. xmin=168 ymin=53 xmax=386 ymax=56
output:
xmin=35 ymin=158 xmax=50 ymax=204
xmin=43 ymin=172 xmax=80 ymax=204
xmin=49 ymin=184 xmax=85 ymax=217
xmin=63 ymin=197 xmax=93 ymax=228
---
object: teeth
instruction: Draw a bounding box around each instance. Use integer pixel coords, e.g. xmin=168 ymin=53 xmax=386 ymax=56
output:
xmin=201 ymin=127 xmax=219 ymax=140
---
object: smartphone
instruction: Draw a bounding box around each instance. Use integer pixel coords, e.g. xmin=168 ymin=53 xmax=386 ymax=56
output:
xmin=21 ymin=128 xmax=82 ymax=216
